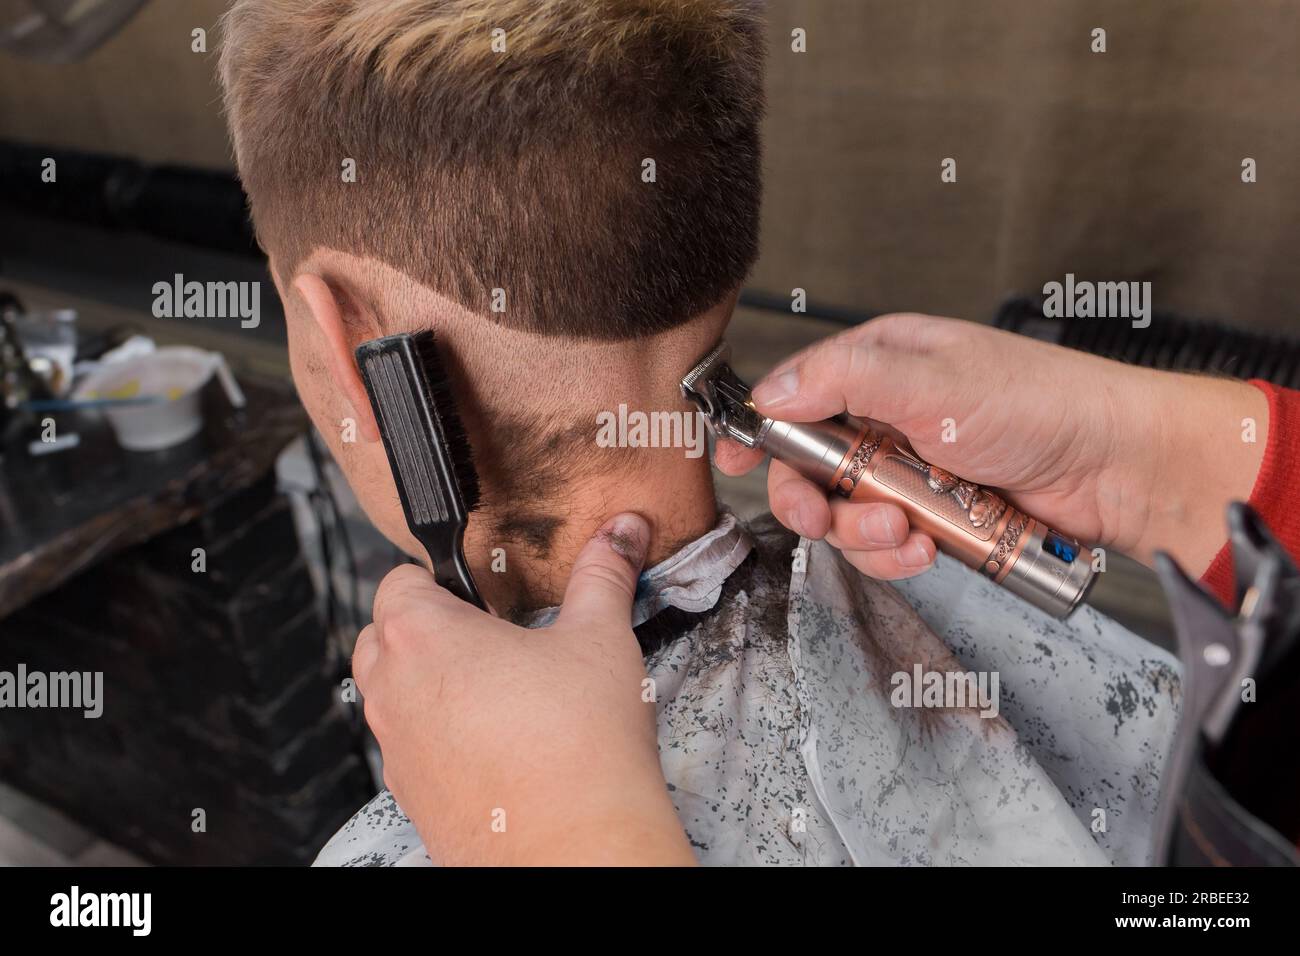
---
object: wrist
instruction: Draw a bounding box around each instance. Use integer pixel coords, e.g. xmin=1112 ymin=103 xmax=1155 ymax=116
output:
xmin=422 ymin=755 xmax=694 ymax=866
xmin=510 ymin=753 xmax=694 ymax=865
xmin=1129 ymin=374 xmax=1267 ymax=573
xmin=514 ymin=798 xmax=695 ymax=866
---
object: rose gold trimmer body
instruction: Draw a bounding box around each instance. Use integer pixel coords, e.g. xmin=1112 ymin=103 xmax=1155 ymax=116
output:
xmin=682 ymin=343 xmax=1097 ymax=619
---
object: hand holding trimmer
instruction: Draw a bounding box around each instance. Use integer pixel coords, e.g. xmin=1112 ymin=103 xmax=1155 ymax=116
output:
xmin=682 ymin=342 xmax=1097 ymax=619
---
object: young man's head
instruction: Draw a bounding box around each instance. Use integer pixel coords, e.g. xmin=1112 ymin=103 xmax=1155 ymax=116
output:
xmin=219 ymin=0 xmax=765 ymax=603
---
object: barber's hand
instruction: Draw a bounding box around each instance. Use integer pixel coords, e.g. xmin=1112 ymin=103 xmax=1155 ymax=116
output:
xmin=351 ymin=513 xmax=694 ymax=866
xmin=717 ymin=314 xmax=1267 ymax=579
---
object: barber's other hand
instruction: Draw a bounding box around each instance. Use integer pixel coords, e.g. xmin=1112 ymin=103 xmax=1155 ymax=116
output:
xmin=351 ymin=513 xmax=694 ymax=866
xmin=716 ymin=314 xmax=1266 ymax=579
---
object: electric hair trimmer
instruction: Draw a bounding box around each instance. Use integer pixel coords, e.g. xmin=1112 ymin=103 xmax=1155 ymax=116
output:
xmin=682 ymin=343 xmax=1097 ymax=619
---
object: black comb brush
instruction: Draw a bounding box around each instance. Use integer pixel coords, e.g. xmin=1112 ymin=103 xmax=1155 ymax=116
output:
xmin=355 ymin=331 xmax=486 ymax=609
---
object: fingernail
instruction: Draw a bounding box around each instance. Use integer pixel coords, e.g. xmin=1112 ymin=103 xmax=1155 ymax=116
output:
xmin=860 ymin=508 xmax=900 ymax=546
xmin=895 ymin=539 xmax=933 ymax=568
xmin=751 ymin=368 xmax=799 ymax=408
xmin=602 ymin=513 xmax=649 ymax=567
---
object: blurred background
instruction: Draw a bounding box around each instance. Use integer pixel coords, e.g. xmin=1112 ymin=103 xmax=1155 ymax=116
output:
xmin=0 ymin=0 xmax=1297 ymax=865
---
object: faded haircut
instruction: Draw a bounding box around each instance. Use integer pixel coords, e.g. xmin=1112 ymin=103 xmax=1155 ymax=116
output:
xmin=218 ymin=0 xmax=765 ymax=340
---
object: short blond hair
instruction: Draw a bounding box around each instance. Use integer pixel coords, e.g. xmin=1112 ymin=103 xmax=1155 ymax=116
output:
xmin=219 ymin=0 xmax=765 ymax=339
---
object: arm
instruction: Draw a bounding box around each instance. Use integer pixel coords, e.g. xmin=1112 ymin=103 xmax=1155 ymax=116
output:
xmin=1199 ymin=379 xmax=1300 ymax=604
xmin=717 ymin=314 xmax=1277 ymax=596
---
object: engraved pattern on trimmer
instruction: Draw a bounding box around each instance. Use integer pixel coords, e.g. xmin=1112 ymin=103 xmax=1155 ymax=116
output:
xmin=834 ymin=433 xmax=882 ymax=495
xmin=985 ymin=512 xmax=1030 ymax=577
xmin=872 ymin=448 xmax=1004 ymax=541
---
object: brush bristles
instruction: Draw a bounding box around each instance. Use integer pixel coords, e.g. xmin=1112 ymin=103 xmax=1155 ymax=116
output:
xmin=364 ymin=347 xmax=450 ymax=524
xmin=410 ymin=331 xmax=481 ymax=515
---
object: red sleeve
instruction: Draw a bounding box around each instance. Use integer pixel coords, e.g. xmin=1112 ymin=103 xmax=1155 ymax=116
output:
xmin=1200 ymin=379 xmax=1300 ymax=605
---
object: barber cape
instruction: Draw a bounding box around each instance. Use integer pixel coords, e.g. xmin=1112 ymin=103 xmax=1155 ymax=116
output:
xmin=315 ymin=512 xmax=1180 ymax=866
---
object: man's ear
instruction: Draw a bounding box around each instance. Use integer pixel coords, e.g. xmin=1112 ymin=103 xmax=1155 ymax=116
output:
xmin=291 ymin=273 xmax=382 ymax=443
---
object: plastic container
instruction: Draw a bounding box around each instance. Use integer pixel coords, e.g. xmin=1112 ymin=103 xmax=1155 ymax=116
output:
xmin=72 ymin=346 xmax=246 ymax=451
xmin=14 ymin=309 xmax=77 ymax=396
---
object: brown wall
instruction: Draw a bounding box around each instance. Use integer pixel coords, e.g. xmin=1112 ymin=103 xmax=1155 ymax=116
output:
xmin=2 ymin=0 xmax=1297 ymax=330
xmin=755 ymin=0 xmax=1300 ymax=329
xmin=0 ymin=0 xmax=232 ymax=167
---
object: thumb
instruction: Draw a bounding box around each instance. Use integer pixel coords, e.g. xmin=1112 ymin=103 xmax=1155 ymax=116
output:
xmin=556 ymin=513 xmax=650 ymax=629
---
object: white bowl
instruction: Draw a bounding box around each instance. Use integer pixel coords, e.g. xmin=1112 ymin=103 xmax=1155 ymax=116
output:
xmin=73 ymin=346 xmax=245 ymax=452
